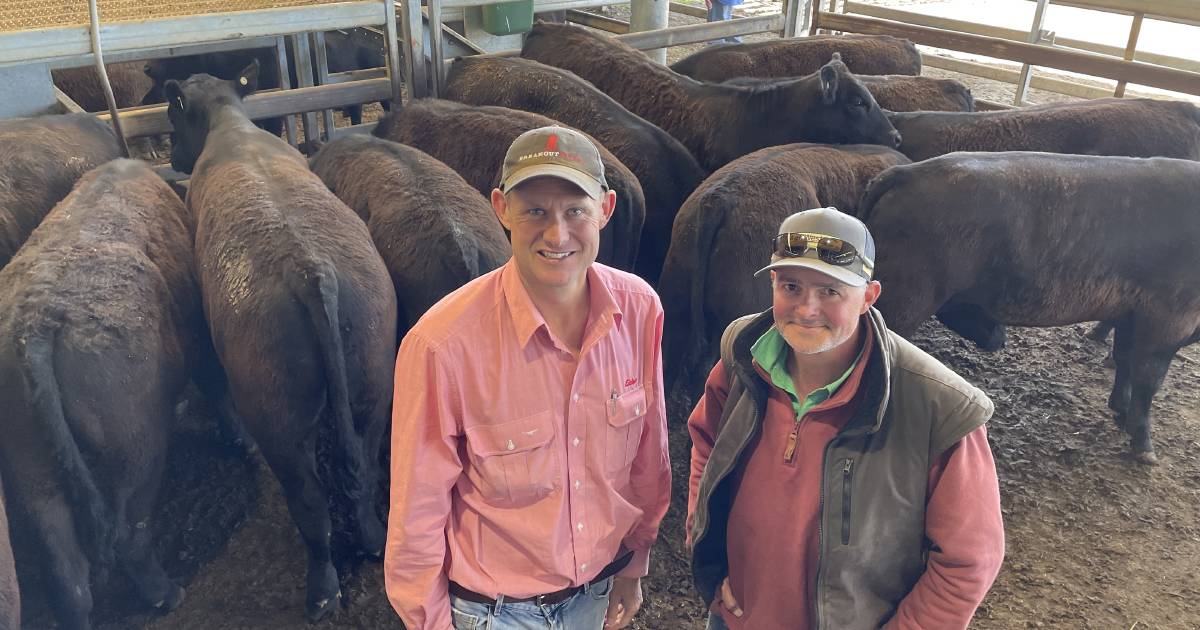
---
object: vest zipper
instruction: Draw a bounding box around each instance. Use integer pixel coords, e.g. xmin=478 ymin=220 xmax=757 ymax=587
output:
xmin=841 ymin=458 xmax=854 ymax=545
xmin=783 ymin=422 xmax=799 ymax=463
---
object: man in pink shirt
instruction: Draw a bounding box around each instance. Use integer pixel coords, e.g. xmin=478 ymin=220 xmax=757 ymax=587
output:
xmin=686 ymin=207 xmax=1005 ymax=629
xmin=385 ymin=126 xmax=671 ymax=630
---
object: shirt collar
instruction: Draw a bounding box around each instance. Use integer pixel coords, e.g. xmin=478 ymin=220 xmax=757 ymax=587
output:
xmin=500 ymin=260 xmax=624 ymax=351
xmin=751 ymin=322 xmax=867 ymax=404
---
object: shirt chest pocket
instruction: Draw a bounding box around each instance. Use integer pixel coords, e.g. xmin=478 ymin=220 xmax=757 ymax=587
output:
xmin=606 ymin=387 xmax=647 ymax=476
xmin=465 ymin=411 xmax=560 ymax=507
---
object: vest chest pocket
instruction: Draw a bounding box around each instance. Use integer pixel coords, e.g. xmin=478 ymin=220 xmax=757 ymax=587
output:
xmin=606 ymin=387 xmax=647 ymax=475
xmin=465 ymin=410 xmax=560 ymax=506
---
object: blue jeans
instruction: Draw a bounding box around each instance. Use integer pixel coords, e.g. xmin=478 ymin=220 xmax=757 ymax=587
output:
xmin=706 ymin=3 xmax=742 ymax=43
xmin=450 ymin=577 xmax=613 ymax=629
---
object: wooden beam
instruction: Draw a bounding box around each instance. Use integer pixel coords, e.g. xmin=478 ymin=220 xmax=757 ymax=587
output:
xmin=1113 ymin=12 xmax=1144 ymax=97
xmin=923 ymin=53 xmax=1117 ymax=100
xmin=843 ymin=1 xmax=1200 ymax=73
xmin=1022 ymin=0 xmax=1200 ymax=24
xmin=816 ymin=11 xmax=1200 ymax=96
xmin=566 ymin=10 xmax=631 ymax=33
xmin=97 ymin=78 xmax=392 ymax=138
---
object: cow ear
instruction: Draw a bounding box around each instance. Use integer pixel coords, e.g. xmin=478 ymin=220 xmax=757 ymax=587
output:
xmin=830 ymin=52 xmax=842 ymax=64
xmin=164 ymin=80 xmax=185 ymax=112
xmin=235 ymin=60 xmax=259 ymax=98
xmin=820 ymin=62 xmax=839 ymax=105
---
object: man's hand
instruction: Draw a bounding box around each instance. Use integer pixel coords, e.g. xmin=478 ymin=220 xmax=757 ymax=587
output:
xmin=604 ymin=577 xmax=643 ymax=629
xmin=719 ymin=578 xmax=743 ymax=618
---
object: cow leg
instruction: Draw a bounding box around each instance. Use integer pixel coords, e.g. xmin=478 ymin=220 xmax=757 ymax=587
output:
xmin=1087 ymin=320 xmax=1114 ymax=343
xmin=346 ymin=104 xmax=364 ymax=126
xmin=1107 ymin=317 xmax=1134 ymax=419
xmin=352 ymin=398 xmax=389 ymax=559
xmin=27 ymin=494 xmax=94 ymax=630
xmin=1120 ymin=343 xmax=1174 ymax=465
xmin=116 ymin=446 xmax=184 ymax=613
xmin=258 ymin=437 xmax=341 ymax=621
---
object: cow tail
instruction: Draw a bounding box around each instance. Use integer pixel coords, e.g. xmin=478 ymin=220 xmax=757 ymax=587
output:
xmin=296 ymin=265 xmax=366 ymax=508
xmin=16 ymin=332 xmax=115 ymax=573
xmin=687 ymin=194 xmax=727 ymax=371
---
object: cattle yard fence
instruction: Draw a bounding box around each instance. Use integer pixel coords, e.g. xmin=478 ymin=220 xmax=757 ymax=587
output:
xmin=814 ymin=0 xmax=1200 ymax=106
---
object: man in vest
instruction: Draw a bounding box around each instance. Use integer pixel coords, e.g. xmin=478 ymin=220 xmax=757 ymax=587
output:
xmin=686 ymin=207 xmax=1005 ymax=629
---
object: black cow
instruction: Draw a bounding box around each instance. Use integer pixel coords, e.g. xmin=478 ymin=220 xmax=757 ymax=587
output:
xmin=309 ymin=134 xmax=510 ymax=338
xmin=521 ymin=23 xmax=901 ymax=171
xmin=0 ymin=479 xmax=16 ymax=630
xmin=164 ymin=62 xmax=398 ymax=620
xmin=0 ymin=114 xmax=122 ymax=269
xmin=887 ymin=97 xmax=1200 ymax=161
xmin=670 ymin=33 xmax=923 ymax=80
xmin=861 ymin=152 xmax=1200 ymax=464
xmin=373 ymin=98 xmax=645 ymax=273
xmin=444 ymin=55 xmax=708 ymax=283
xmin=0 ymin=159 xmax=201 ymax=629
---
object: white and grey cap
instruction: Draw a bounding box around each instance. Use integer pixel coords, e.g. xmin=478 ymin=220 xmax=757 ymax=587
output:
xmin=754 ymin=207 xmax=876 ymax=287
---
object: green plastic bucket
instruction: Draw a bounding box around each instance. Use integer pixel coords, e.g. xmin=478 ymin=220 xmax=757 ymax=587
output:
xmin=481 ymin=0 xmax=534 ymax=35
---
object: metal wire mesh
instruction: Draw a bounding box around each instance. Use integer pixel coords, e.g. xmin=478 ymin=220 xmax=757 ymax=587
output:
xmin=1 ymin=0 xmax=352 ymax=32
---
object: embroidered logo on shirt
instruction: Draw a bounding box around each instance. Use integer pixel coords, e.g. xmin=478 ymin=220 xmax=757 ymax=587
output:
xmin=624 ymin=377 xmax=638 ymax=388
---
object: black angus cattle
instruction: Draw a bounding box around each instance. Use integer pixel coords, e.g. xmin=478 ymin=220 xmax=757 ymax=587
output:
xmin=723 ymin=74 xmax=974 ymax=113
xmin=0 ymin=114 xmax=122 ymax=269
xmin=520 ymin=23 xmax=901 ymax=171
xmin=860 ymin=152 xmax=1200 ymax=464
xmin=373 ymin=98 xmax=645 ymax=273
xmin=444 ymin=55 xmax=708 ymax=283
xmin=888 ymin=97 xmax=1200 ymax=161
xmin=0 ymin=159 xmax=202 ymax=629
xmin=0 ymin=479 xmax=16 ymax=630
xmin=309 ymin=134 xmax=510 ymax=338
xmin=670 ymin=33 xmax=923 ymax=80
xmin=52 ymin=61 xmax=155 ymax=111
xmin=164 ymin=62 xmax=398 ymax=620
xmin=659 ymin=143 xmax=908 ymax=387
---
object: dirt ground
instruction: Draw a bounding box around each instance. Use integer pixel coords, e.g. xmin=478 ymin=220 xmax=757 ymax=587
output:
xmin=19 ymin=6 xmax=1200 ymax=630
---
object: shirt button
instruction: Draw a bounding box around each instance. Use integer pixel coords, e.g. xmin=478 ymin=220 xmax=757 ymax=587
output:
xmin=572 ymin=393 xmax=580 ymax=403
xmin=572 ymin=437 xmax=581 ymax=447
xmin=505 ymin=439 xmax=515 ymax=451
xmin=577 ymin=522 xmax=584 ymax=531
xmin=580 ymin=563 xmax=588 ymax=572
xmin=574 ymin=480 xmax=581 ymax=490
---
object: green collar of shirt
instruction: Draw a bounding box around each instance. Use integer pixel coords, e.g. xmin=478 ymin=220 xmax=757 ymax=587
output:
xmin=750 ymin=327 xmax=864 ymax=420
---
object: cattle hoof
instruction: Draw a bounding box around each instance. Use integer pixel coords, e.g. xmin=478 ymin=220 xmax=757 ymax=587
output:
xmin=305 ymin=591 xmax=340 ymax=623
xmin=1133 ymin=450 xmax=1159 ymax=466
xmin=154 ymin=583 xmax=185 ymax=613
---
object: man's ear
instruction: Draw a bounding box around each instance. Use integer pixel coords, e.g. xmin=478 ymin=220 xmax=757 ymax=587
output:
xmin=597 ymin=189 xmax=617 ymax=229
xmin=861 ymin=280 xmax=882 ymax=312
xmin=491 ymin=188 xmax=511 ymax=231
xmin=164 ymin=80 xmax=185 ymax=111
xmin=235 ymin=60 xmax=260 ymax=98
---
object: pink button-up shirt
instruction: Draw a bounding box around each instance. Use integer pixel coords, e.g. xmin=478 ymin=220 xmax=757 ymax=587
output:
xmin=385 ymin=260 xmax=671 ymax=630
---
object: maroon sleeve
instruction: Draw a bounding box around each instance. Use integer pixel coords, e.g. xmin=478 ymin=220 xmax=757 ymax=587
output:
xmin=685 ymin=360 xmax=730 ymax=548
xmin=884 ymin=425 xmax=1005 ymax=630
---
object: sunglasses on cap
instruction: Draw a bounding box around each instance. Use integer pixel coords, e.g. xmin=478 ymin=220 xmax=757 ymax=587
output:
xmin=772 ymin=232 xmax=874 ymax=274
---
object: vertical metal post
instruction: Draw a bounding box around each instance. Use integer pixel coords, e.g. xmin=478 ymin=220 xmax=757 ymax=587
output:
xmin=1013 ymin=0 xmax=1049 ymax=106
xmin=428 ymin=0 xmax=445 ymax=97
xmin=311 ymin=31 xmax=336 ymax=141
xmin=384 ymin=0 xmax=405 ymax=105
xmin=401 ymin=0 xmax=427 ymax=100
xmin=629 ymin=0 xmax=670 ymax=64
xmin=291 ymin=33 xmax=320 ymax=148
xmin=1114 ymin=12 xmax=1144 ymax=98
xmin=275 ymin=36 xmax=298 ymax=146
xmin=784 ymin=0 xmax=807 ymax=38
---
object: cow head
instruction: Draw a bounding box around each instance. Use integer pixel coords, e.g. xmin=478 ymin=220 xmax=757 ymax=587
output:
xmin=796 ymin=53 xmax=902 ymax=149
xmin=162 ymin=60 xmax=259 ymax=174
